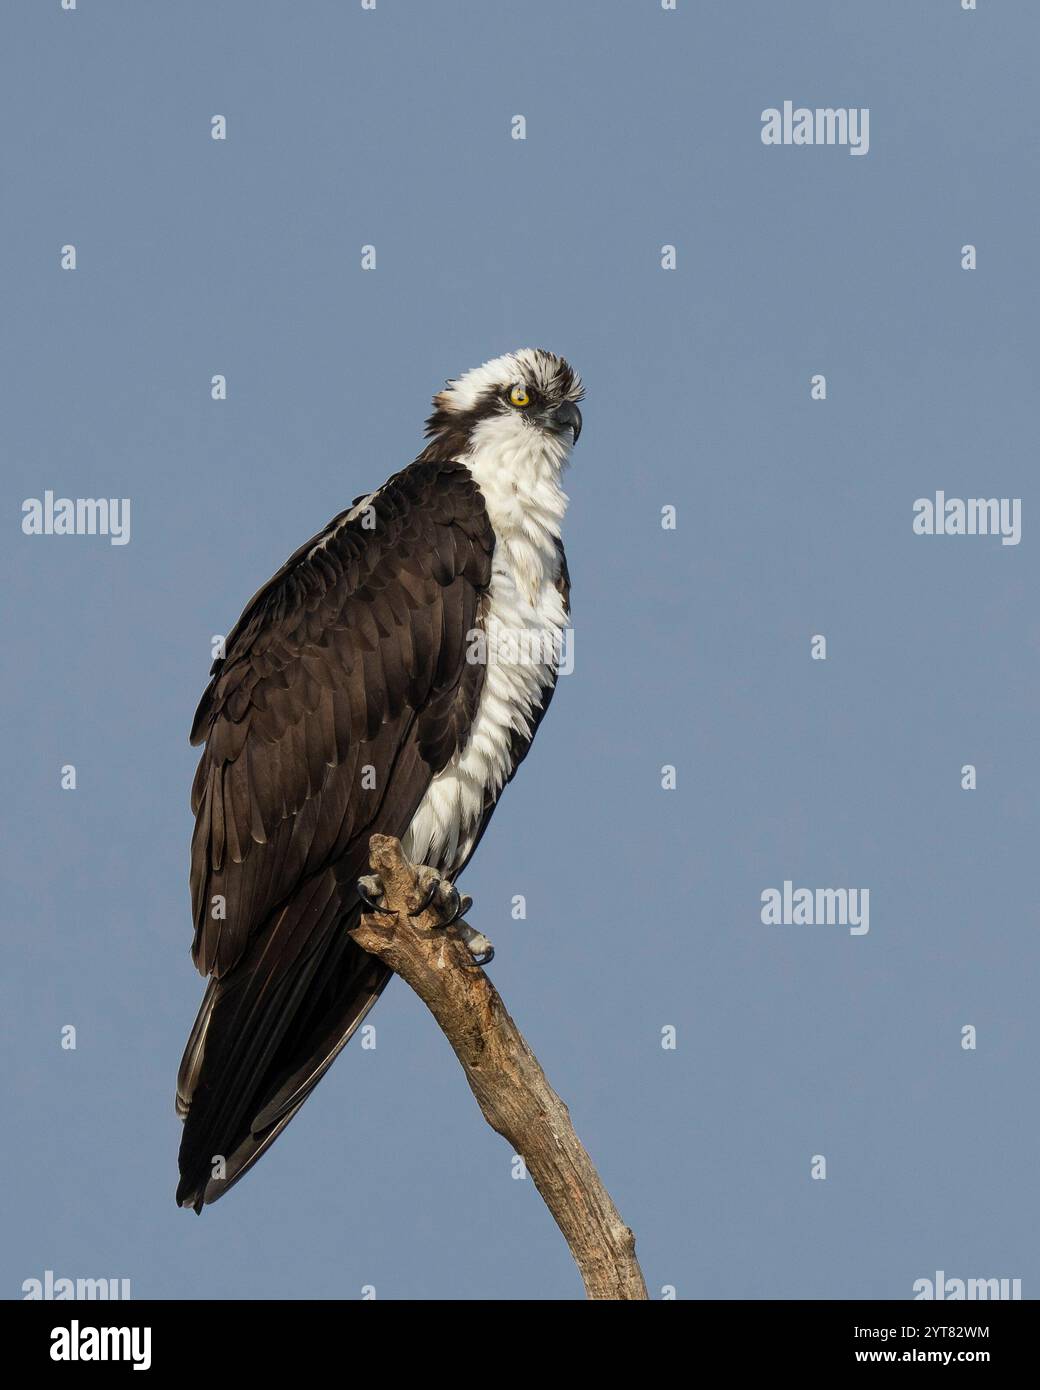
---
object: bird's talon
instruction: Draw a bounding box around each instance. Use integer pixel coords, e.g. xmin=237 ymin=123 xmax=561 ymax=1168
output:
xmin=356 ymin=875 xmax=396 ymax=916
xmin=407 ymin=880 xmax=439 ymax=917
xmin=457 ymin=923 xmax=494 ymax=967
xmin=440 ymin=885 xmax=464 ymax=926
xmin=408 ymin=866 xmax=465 ymax=923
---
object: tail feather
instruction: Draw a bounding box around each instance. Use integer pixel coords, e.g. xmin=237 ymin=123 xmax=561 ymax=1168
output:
xmin=176 ymin=877 xmax=390 ymax=1211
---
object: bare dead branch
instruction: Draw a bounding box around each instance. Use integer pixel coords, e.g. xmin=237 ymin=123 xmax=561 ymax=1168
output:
xmin=349 ymin=834 xmax=649 ymax=1301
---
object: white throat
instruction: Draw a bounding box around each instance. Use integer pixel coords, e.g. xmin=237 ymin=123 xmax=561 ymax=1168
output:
xmin=460 ymin=413 xmax=570 ymax=605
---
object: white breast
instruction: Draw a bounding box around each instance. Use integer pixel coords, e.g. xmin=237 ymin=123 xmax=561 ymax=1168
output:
xmin=402 ymin=415 xmax=570 ymax=873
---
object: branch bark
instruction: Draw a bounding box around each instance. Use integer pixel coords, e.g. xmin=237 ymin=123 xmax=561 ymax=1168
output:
xmin=349 ymin=834 xmax=648 ymax=1301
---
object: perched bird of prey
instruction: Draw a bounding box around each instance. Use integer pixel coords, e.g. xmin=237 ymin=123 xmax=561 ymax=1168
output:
xmin=176 ymin=348 xmax=583 ymax=1210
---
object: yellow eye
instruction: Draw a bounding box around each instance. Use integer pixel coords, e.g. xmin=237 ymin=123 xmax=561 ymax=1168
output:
xmin=509 ymin=384 xmax=530 ymax=407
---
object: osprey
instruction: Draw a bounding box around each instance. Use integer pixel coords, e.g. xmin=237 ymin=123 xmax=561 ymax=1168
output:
xmin=176 ymin=348 xmax=583 ymax=1210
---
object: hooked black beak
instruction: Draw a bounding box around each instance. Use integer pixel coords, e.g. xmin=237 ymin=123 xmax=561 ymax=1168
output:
xmin=550 ymin=400 xmax=582 ymax=444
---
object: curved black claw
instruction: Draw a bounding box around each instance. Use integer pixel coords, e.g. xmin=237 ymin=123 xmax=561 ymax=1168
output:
xmin=457 ymin=922 xmax=494 ymax=968
xmin=440 ymin=885 xmax=465 ymax=927
xmin=408 ymin=881 xmax=440 ymax=918
xmin=356 ymin=876 xmax=397 ymax=916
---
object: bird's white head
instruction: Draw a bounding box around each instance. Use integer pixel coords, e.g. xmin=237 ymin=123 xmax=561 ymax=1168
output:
xmin=419 ymin=348 xmax=583 ymax=551
xmin=423 ymin=347 xmax=583 ymax=471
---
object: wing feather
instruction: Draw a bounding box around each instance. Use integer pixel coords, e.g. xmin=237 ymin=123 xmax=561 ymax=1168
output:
xmin=177 ymin=461 xmax=495 ymax=1208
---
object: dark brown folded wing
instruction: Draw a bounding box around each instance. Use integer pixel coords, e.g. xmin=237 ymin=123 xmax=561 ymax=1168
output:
xmin=176 ymin=460 xmax=493 ymax=1208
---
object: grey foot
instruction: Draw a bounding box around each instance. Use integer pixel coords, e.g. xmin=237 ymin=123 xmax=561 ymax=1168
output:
xmin=410 ymin=867 xmax=493 ymax=966
xmin=409 ymin=865 xmax=469 ymax=926
xmin=356 ymin=874 xmax=396 ymax=916
xmin=457 ymin=923 xmax=495 ymax=968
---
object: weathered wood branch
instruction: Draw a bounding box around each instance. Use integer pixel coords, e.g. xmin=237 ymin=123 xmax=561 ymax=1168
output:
xmin=349 ymin=834 xmax=648 ymax=1301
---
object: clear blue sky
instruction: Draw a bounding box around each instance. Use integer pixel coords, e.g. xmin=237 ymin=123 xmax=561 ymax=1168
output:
xmin=2 ymin=0 xmax=1037 ymax=1299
